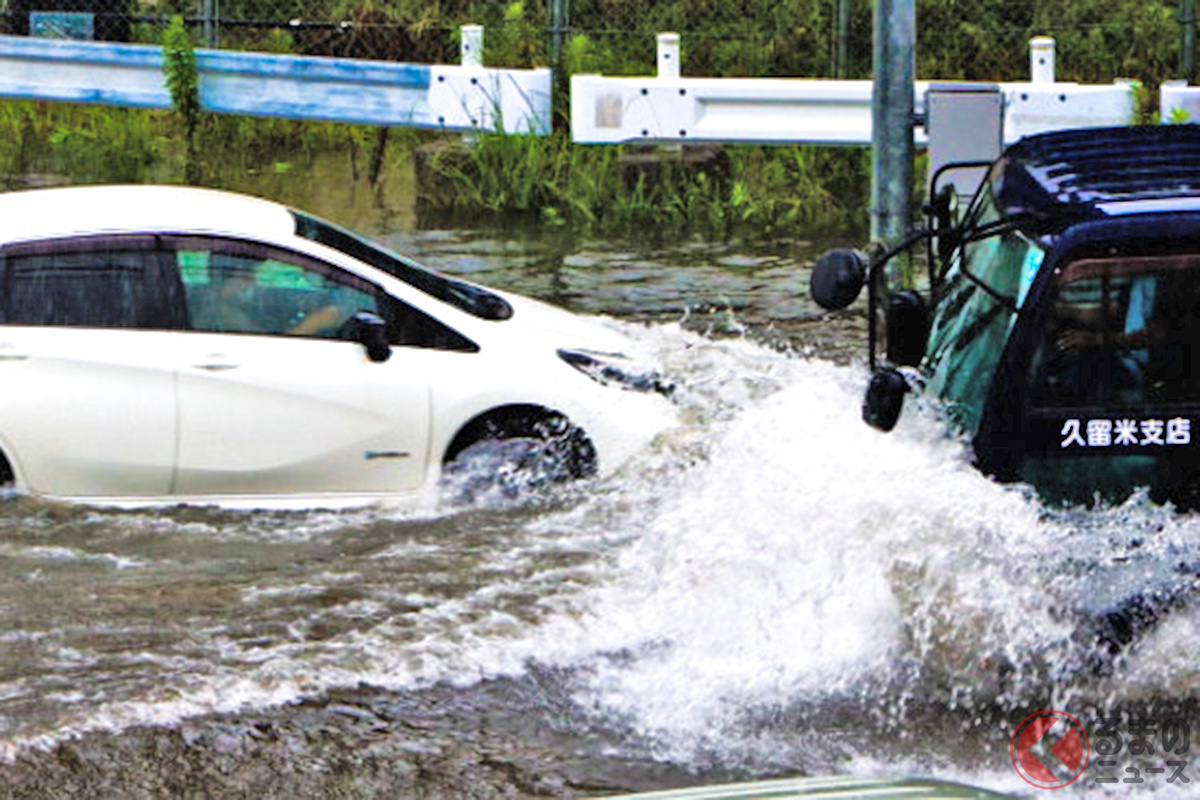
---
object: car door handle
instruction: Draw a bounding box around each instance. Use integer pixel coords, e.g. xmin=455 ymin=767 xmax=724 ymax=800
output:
xmin=193 ymin=358 xmax=239 ymax=371
xmin=0 ymin=345 xmax=29 ymax=361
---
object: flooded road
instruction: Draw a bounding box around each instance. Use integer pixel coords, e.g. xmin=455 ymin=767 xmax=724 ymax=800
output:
xmin=4 ymin=185 xmax=1200 ymax=797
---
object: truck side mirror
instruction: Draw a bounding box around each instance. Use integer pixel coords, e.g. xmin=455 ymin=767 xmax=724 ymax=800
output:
xmin=863 ymin=366 xmax=908 ymax=431
xmin=886 ymin=290 xmax=930 ymax=367
xmin=929 ymin=183 xmax=958 ymax=261
xmin=811 ymin=249 xmax=868 ymax=310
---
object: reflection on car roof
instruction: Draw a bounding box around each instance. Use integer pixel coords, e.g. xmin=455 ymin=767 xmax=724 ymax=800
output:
xmin=0 ymin=185 xmax=296 ymax=245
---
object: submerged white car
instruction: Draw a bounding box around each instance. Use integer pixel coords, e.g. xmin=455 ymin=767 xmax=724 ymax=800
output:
xmin=0 ymin=185 xmax=675 ymax=508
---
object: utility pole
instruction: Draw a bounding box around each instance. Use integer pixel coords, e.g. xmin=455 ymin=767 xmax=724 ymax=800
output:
xmin=871 ymin=0 xmax=915 ymax=286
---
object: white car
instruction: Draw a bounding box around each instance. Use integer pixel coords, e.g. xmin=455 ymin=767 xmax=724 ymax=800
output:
xmin=0 ymin=185 xmax=675 ymax=508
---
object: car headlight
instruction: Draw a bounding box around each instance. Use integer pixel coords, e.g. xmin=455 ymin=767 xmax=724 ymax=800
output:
xmin=557 ymin=348 xmax=674 ymax=396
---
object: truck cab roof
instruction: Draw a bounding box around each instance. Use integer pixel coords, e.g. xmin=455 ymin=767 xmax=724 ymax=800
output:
xmin=991 ymin=125 xmax=1200 ymax=222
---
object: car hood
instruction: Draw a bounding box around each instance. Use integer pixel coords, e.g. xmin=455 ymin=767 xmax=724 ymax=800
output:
xmin=495 ymin=290 xmax=648 ymax=357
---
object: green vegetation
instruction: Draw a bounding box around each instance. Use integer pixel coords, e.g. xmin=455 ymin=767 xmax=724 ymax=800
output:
xmin=419 ymin=133 xmax=870 ymax=234
xmin=0 ymin=0 xmax=1193 ymax=237
xmin=162 ymin=16 xmax=201 ymax=181
xmin=0 ymin=100 xmax=390 ymax=186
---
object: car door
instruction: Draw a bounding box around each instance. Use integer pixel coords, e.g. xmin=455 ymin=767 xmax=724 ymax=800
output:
xmin=166 ymin=236 xmax=433 ymax=498
xmin=0 ymin=236 xmax=181 ymax=497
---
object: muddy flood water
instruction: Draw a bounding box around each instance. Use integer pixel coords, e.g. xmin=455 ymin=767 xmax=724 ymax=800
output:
xmin=5 ymin=167 xmax=1200 ymax=798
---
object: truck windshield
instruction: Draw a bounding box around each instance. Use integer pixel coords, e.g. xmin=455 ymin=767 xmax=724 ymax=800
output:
xmin=923 ymin=184 xmax=1044 ymax=434
xmin=292 ymin=211 xmax=513 ymax=321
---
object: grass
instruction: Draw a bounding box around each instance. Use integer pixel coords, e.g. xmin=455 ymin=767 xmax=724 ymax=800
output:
xmin=0 ymin=99 xmax=409 ymax=190
xmin=419 ymin=130 xmax=872 ymax=238
xmin=0 ymin=98 xmax=873 ymax=239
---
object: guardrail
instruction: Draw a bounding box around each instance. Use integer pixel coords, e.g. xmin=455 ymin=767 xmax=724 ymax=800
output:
xmin=1161 ymin=80 xmax=1200 ymax=122
xmin=571 ymin=34 xmax=1136 ymax=147
xmin=0 ymin=27 xmax=1161 ymax=145
xmin=0 ymin=27 xmax=551 ymax=135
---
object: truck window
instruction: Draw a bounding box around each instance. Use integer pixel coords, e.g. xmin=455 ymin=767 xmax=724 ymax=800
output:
xmin=924 ymin=187 xmax=1043 ymax=434
xmin=1027 ymin=255 xmax=1200 ymax=410
xmin=1019 ymin=254 xmax=1200 ymax=504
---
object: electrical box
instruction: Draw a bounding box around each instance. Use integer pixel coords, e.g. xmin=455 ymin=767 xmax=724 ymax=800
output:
xmin=926 ymin=83 xmax=1004 ymax=210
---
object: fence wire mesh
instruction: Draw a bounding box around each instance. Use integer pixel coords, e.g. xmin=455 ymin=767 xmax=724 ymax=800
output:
xmin=0 ymin=0 xmax=1191 ymax=87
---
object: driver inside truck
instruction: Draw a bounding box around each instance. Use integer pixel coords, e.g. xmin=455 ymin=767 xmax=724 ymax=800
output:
xmin=1047 ymin=265 xmax=1200 ymax=404
xmin=1055 ymin=274 xmax=1157 ymax=385
xmin=1039 ymin=272 xmax=1162 ymax=404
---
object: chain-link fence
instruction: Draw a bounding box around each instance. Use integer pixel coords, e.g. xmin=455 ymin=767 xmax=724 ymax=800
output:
xmin=0 ymin=1 xmax=1193 ymax=87
xmin=567 ymin=0 xmax=1192 ymax=86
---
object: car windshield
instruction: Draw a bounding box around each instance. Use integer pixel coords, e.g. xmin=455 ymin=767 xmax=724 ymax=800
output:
xmin=292 ymin=211 xmax=513 ymax=321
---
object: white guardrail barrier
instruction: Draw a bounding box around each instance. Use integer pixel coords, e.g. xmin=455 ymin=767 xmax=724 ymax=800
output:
xmin=0 ymin=26 xmax=551 ymax=134
xmin=5 ymin=26 xmax=1189 ymax=143
xmin=1161 ymin=80 xmax=1200 ymax=122
xmin=572 ymin=34 xmax=1137 ymax=146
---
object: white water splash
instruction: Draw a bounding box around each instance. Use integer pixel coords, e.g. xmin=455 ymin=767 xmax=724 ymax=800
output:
xmin=532 ymin=353 xmax=1069 ymax=748
xmin=5 ymin=322 xmax=1200 ymax=788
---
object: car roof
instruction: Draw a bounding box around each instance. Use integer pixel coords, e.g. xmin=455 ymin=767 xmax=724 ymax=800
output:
xmin=0 ymin=184 xmax=297 ymax=245
xmin=991 ymin=124 xmax=1200 ymax=222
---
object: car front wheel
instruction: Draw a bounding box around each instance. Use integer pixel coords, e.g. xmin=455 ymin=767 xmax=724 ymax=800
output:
xmin=439 ymin=416 xmax=596 ymax=507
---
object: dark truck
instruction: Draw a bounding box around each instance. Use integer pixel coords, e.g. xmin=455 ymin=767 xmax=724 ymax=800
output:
xmin=812 ymin=123 xmax=1200 ymax=663
xmin=813 ymin=124 xmax=1200 ymax=510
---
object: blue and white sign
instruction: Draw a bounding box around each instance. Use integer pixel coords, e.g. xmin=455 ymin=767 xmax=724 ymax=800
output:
xmin=30 ymin=11 xmax=94 ymax=41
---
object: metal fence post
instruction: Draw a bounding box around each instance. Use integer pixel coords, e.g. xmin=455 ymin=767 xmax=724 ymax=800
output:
xmin=550 ymin=0 xmax=571 ymax=124
xmin=550 ymin=0 xmax=570 ymax=68
xmin=202 ymin=0 xmax=218 ymax=47
xmin=871 ymin=0 xmax=915 ymax=285
xmin=835 ymin=0 xmax=851 ymax=78
xmin=1184 ymin=0 xmax=1197 ymax=83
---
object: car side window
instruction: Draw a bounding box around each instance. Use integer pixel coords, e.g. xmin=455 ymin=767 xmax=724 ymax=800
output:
xmin=0 ymin=236 xmax=182 ymax=330
xmin=170 ymin=240 xmax=378 ymax=340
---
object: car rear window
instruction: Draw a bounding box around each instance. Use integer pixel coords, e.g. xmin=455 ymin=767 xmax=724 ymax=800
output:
xmin=0 ymin=238 xmax=181 ymax=330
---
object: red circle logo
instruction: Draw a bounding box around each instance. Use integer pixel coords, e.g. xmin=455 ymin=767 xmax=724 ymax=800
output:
xmin=1010 ymin=709 xmax=1090 ymax=789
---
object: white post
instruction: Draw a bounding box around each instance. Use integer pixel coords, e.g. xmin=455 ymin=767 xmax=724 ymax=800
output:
xmin=461 ymin=25 xmax=483 ymax=67
xmin=657 ymin=32 xmax=680 ymax=79
xmin=1030 ymin=36 xmax=1055 ymax=84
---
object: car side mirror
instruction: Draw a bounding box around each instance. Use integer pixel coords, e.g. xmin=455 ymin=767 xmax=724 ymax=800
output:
xmin=863 ymin=366 xmax=908 ymax=431
xmin=810 ymin=249 xmax=868 ymax=311
xmin=346 ymin=311 xmax=392 ymax=363
xmin=886 ymin=290 xmax=930 ymax=367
